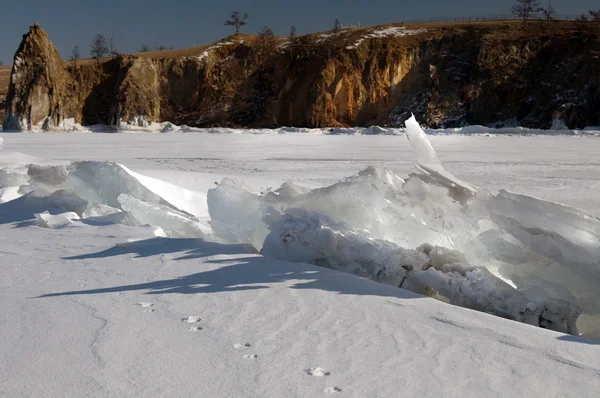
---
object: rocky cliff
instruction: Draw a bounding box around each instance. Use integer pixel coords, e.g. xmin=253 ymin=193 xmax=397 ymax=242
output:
xmin=2 ymin=22 xmax=599 ymax=131
xmin=3 ymin=24 xmax=75 ymax=130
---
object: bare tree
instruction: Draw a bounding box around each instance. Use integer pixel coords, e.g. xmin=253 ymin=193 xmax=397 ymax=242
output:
xmin=71 ymin=45 xmax=80 ymax=60
xmin=288 ymin=26 xmax=298 ymax=60
xmin=255 ymin=26 xmax=276 ymax=66
xmin=90 ymin=34 xmax=109 ymax=63
xmin=541 ymin=0 xmax=556 ymax=33
xmin=333 ymin=19 xmax=342 ymax=32
xmin=109 ymin=35 xmax=118 ymax=56
xmin=0 ymin=60 xmax=3 ymax=66
xmin=139 ymin=44 xmax=151 ymax=52
xmin=590 ymin=9 xmax=600 ymax=21
xmin=574 ymin=12 xmax=592 ymax=33
xmin=225 ymin=11 xmax=249 ymax=34
xmin=70 ymin=46 xmax=80 ymax=68
xmin=512 ymin=0 xmax=543 ymax=28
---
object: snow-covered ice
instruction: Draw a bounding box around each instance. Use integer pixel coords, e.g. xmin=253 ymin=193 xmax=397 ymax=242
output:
xmin=1 ymin=122 xmax=600 ymax=397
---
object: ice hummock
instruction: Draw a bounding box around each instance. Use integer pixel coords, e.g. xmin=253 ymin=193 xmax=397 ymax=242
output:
xmin=2 ymin=116 xmax=599 ymax=336
xmin=207 ymin=115 xmax=598 ymax=335
xmin=0 ymin=160 xmax=210 ymax=239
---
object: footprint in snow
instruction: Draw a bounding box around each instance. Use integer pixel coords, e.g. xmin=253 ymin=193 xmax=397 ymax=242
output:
xmin=234 ymin=343 xmax=251 ymax=349
xmin=182 ymin=316 xmax=201 ymax=323
xmin=136 ymin=302 xmax=154 ymax=310
xmin=324 ymin=386 xmax=342 ymax=394
xmin=135 ymin=302 xmax=155 ymax=312
xmin=243 ymin=354 xmax=258 ymax=359
xmin=189 ymin=326 xmax=203 ymax=332
xmin=306 ymin=367 xmax=330 ymax=377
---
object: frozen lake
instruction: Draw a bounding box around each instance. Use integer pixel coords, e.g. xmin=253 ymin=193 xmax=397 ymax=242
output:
xmin=2 ymin=133 xmax=600 ymax=213
xmin=1 ymin=131 xmax=600 ymax=397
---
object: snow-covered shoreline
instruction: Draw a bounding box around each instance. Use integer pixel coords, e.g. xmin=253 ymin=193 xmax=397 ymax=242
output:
xmin=2 ymin=121 xmax=600 ymax=136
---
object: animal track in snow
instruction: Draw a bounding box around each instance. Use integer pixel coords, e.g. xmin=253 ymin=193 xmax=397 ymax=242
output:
xmin=182 ymin=316 xmax=201 ymax=323
xmin=234 ymin=343 xmax=251 ymax=349
xmin=135 ymin=302 xmax=154 ymax=312
xmin=306 ymin=367 xmax=330 ymax=377
xmin=243 ymin=354 xmax=258 ymax=359
xmin=324 ymin=386 xmax=342 ymax=393
xmin=189 ymin=326 xmax=203 ymax=332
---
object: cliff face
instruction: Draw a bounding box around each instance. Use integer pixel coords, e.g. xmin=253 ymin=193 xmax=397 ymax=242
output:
xmin=391 ymin=25 xmax=600 ymax=128
xmin=3 ymin=22 xmax=599 ymax=131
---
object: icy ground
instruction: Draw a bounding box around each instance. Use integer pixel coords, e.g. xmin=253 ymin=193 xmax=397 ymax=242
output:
xmin=1 ymin=127 xmax=600 ymax=397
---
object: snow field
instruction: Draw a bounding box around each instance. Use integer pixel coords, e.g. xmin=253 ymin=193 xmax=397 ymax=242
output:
xmin=1 ymin=120 xmax=600 ymax=396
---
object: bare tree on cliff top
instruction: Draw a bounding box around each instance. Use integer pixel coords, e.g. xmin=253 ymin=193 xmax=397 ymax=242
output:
xmin=290 ymin=25 xmax=297 ymax=38
xmin=541 ymin=0 xmax=556 ymax=33
xmin=90 ymin=34 xmax=109 ymax=63
xmin=590 ymin=9 xmax=600 ymax=21
xmin=109 ymin=35 xmax=118 ymax=56
xmin=71 ymin=46 xmax=80 ymax=60
xmin=333 ymin=19 xmax=342 ymax=32
xmin=139 ymin=44 xmax=151 ymax=52
xmin=255 ymin=26 xmax=276 ymax=66
xmin=512 ymin=0 xmax=543 ymax=28
xmin=225 ymin=12 xmax=249 ymax=34
xmin=70 ymin=46 xmax=80 ymax=68
xmin=574 ymin=12 xmax=594 ymax=33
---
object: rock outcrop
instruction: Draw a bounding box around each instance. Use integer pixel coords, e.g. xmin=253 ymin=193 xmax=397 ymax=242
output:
xmin=3 ymin=24 xmax=75 ymax=130
xmin=3 ymin=22 xmax=599 ymax=131
xmin=108 ymin=57 xmax=161 ymax=126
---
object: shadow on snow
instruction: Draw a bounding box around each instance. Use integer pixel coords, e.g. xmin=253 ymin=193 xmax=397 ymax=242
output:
xmin=38 ymin=237 xmax=422 ymax=301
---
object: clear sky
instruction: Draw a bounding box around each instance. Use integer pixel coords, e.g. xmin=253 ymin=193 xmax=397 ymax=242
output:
xmin=0 ymin=0 xmax=597 ymax=63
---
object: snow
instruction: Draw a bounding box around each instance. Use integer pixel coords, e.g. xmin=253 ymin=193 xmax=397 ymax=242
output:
xmin=346 ymin=26 xmax=427 ymax=49
xmin=195 ymin=41 xmax=237 ymax=61
xmin=1 ymin=125 xmax=600 ymax=396
xmin=197 ymin=50 xmax=209 ymax=60
xmin=34 ymin=210 xmax=80 ymax=229
xmin=316 ymin=33 xmax=339 ymax=43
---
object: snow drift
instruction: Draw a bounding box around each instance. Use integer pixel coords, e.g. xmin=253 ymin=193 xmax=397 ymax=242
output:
xmin=2 ymin=116 xmax=600 ymax=337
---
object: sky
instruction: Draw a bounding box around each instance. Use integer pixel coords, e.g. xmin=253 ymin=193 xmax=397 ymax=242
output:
xmin=0 ymin=0 xmax=598 ymax=63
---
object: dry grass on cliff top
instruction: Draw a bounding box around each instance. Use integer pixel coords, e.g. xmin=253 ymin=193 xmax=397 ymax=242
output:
xmin=0 ymin=19 xmax=595 ymax=97
xmin=67 ymin=20 xmax=597 ymax=64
